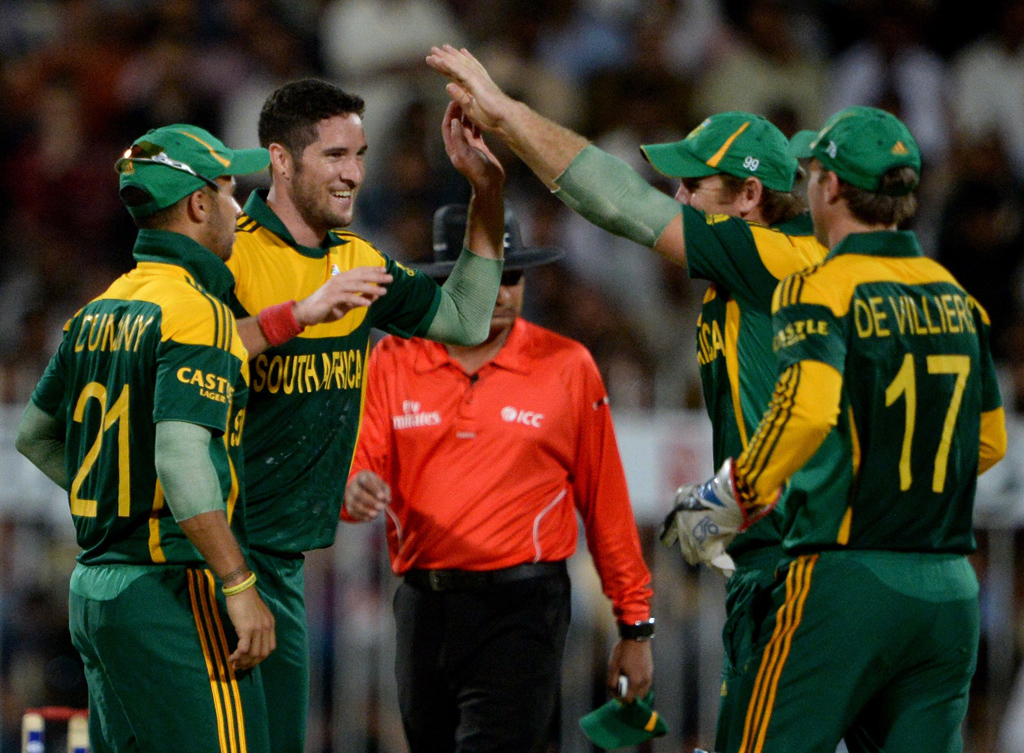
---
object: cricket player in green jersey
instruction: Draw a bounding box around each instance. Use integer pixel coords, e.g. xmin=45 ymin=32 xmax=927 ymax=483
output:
xmin=639 ymin=116 xmax=837 ymax=753
xmin=15 ymin=124 xmax=277 ymax=753
xmin=426 ymin=47 xmax=882 ymax=753
xmin=224 ymin=79 xmax=506 ymax=751
xmin=666 ymin=107 xmax=1008 ymax=753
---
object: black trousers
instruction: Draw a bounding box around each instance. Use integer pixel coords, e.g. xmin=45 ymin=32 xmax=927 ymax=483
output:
xmin=393 ymin=567 xmax=572 ymax=753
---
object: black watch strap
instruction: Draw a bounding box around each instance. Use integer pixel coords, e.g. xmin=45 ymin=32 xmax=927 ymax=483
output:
xmin=618 ymin=618 xmax=655 ymax=641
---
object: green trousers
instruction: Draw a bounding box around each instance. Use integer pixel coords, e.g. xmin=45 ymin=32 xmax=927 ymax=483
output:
xmin=730 ymin=550 xmax=978 ymax=753
xmin=249 ymin=549 xmax=308 ymax=753
xmin=69 ymin=567 xmax=269 ymax=753
xmin=715 ymin=548 xmax=786 ymax=753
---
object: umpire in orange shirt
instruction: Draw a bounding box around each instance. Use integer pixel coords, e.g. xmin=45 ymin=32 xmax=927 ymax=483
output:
xmin=344 ymin=205 xmax=655 ymax=753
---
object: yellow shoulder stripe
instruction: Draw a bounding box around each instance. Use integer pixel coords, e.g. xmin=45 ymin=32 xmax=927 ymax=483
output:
xmin=788 ymin=255 xmax=962 ymax=316
xmin=150 ymin=279 xmax=229 ymax=350
xmin=97 ymin=264 xmax=240 ymax=354
xmin=750 ymin=227 xmax=828 ymax=283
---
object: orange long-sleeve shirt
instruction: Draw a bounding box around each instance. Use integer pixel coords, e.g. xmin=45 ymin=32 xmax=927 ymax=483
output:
xmin=346 ymin=318 xmax=652 ymax=623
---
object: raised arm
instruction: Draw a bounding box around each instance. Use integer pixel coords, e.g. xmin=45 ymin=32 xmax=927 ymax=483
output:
xmin=442 ymin=101 xmax=504 ymax=258
xmin=427 ymin=45 xmax=684 ymax=266
xmin=427 ymin=45 xmax=586 ymax=187
xmin=423 ymin=102 xmax=506 ymax=346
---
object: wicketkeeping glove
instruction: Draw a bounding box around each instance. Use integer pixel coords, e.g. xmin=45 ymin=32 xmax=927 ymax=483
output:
xmin=658 ymin=459 xmax=751 ymax=566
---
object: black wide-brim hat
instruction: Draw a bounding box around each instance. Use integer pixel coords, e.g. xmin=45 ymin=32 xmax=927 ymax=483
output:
xmin=411 ymin=204 xmax=564 ymax=279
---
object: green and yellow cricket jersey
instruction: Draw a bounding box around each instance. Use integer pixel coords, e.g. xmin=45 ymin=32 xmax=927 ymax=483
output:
xmin=228 ymin=190 xmax=442 ymax=555
xmin=740 ymin=230 xmax=1004 ymax=554
xmin=683 ymin=207 xmax=827 ymax=560
xmin=31 ymin=229 xmax=249 ymax=566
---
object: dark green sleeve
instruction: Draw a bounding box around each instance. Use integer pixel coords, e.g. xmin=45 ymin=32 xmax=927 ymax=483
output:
xmin=154 ymin=341 xmax=241 ymax=436
xmin=368 ymin=255 xmax=442 ymax=338
xmin=683 ymin=206 xmax=779 ymax=303
xmin=31 ymin=336 xmax=70 ymax=423
xmin=772 ymin=300 xmax=848 ymax=375
xmin=16 ymin=402 xmax=68 ymax=490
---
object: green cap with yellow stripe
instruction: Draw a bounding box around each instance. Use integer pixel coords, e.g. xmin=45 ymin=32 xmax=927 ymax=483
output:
xmin=641 ymin=111 xmax=798 ymax=192
xmin=115 ymin=124 xmax=269 ymax=218
xmin=790 ymin=106 xmax=920 ymax=195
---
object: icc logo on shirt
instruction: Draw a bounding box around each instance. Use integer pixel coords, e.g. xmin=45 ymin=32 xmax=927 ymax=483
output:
xmin=501 ymin=406 xmax=544 ymax=428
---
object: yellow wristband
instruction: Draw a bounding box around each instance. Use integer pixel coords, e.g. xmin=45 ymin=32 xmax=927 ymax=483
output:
xmin=222 ymin=572 xmax=257 ymax=597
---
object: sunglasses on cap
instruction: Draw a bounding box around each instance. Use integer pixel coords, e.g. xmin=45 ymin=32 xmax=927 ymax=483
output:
xmin=119 ymin=142 xmax=221 ymax=192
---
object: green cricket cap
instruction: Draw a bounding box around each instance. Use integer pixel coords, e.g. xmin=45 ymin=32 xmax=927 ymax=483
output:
xmin=790 ymin=106 xmax=920 ymax=195
xmin=641 ymin=111 xmax=798 ymax=192
xmin=788 ymin=130 xmax=818 ymax=158
xmin=115 ymin=124 xmax=270 ymax=218
xmin=579 ymin=691 xmax=668 ymax=750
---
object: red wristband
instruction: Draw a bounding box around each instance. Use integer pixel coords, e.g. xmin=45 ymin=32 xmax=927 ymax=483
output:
xmin=257 ymin=300 xmax=305 ymax=346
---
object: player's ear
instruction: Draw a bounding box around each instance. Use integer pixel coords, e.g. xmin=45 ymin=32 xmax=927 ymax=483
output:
xmin=268 ymin=143 xmax=293 ymax=181
xmin=739 ymin=177 xmax=763 ymax=213
xmin=184 ymin=187 xmax=214 ymax=223
xmin=823 ymin=170 xmax=843 ymax=205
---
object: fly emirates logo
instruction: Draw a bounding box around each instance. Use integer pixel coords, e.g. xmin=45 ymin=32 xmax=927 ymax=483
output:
xmin=393 ymin=400 xmax=441 ymax=430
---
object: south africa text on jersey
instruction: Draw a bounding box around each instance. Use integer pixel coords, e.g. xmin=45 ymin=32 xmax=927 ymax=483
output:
xmin=697 ymin=316 xmax=725 ymax=367
xmin=251 ymin=350 xmax=364 ymax=394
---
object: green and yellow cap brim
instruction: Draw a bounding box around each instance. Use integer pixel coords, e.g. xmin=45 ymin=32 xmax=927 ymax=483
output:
xmin=641 ymin=141 xmax=721 ymax=180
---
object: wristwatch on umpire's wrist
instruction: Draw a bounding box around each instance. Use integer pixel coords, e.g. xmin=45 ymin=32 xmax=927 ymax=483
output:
xmin=618 ymin=617 xmax=656 ymax=641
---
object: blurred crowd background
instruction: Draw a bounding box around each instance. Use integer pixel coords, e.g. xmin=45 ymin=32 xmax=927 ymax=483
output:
xmin=1 ymin=0 xmax=1024 ymax=750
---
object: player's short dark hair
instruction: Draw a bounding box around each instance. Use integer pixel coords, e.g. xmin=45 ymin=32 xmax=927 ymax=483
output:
xmin=836 ymin=166 xmax=919 ymax=227
xmin=719 ymin=173 xmax=806 ymax=226
xmin=258 ymin=79 xmax=365 ymax=156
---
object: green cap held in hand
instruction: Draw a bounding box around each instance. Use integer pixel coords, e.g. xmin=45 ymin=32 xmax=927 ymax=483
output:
xmin=579 ymin=690 xmax=668 ymax=750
